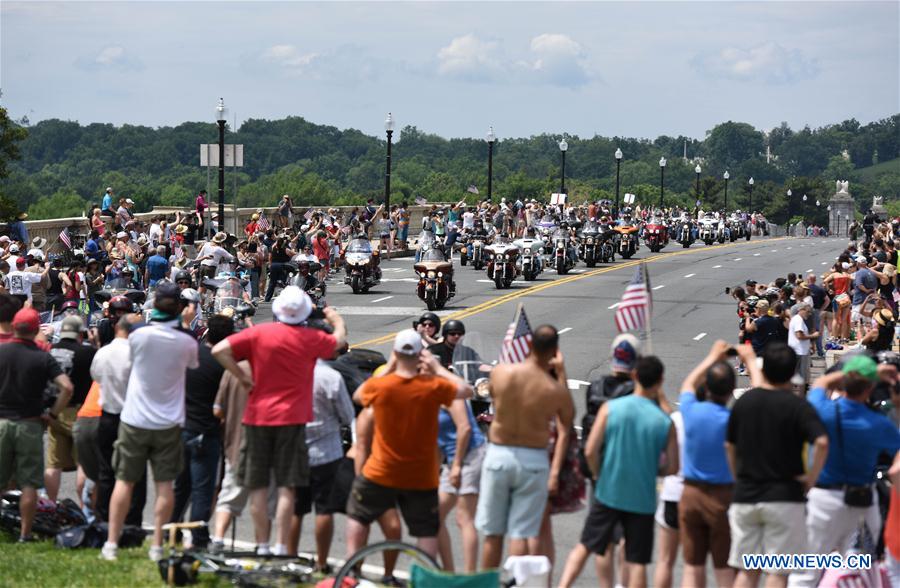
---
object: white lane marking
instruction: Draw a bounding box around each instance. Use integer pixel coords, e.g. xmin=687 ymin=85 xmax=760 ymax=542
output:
xmin=787 ymin=247 xmax=792 ymax=250
xmin=652 ymin=285 xmax=665 ymax=290
xmin=568 ymin=379 xmax=591 ymax=389
xmin=558 ymin=327 xmax=573 ymax=335
xmin=771 ymin=249 xmax=778 ymax=252
xmin=753 ymin=253 xmax=761 ymax=256
xmin=734 ymin=258 xmax=742 ymax=261
xmin=684 ymin=273 xmax=695 ymax=278
xmin=807 ymin=269 xmax=814 ymax=273
xmin=380 ymin=278 xmax=419 ymax=283
xmin=333 ymin=306 xmax=454 ymax=316
xmin=370 ymin=296 xmax=393 ymax=303
xmin=693 ymin=332 xmax=707 ymax=341
xmin=608 ymin=302 xmax=621 ymax=309
xmin=821 ymin=261 xmax=828 ymax=265
xmin=713 ymin=265 xmax=722 ymax=268
xmin=381 ymin=268 xmax=406 ymax=273
xmin=572 ymin=269 xmax=586 ymax=273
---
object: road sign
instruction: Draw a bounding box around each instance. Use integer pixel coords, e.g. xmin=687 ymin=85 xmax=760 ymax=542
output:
xmin=200 ymin=144 xmax=244 ymax=167
xmin=550 ymin=193 xmax=567 ymax=205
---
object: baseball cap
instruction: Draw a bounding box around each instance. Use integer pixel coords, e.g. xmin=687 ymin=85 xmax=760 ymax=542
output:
xmin=272 ymin=286 xmax=312 ymax=325
xmin=856 ymin=256 xmax=868 ymax=265
xmin=842 ymin=354 xmax=877 ymax=381
xmin=154 ymin=281 xmax=181 ymax=306
xmin=393 ymin=329 xmax=423 ymax=356
xmin=12 ymin=307 xmax=40 ymax=334
xmin=610 ymin=333 xmax=640 ymax=372
xmin=58 ymin=315 xmax=85 ymax=340
xmin=117 ymin=231 xmax=128 ymax=239
xmin=15 ymin=256 xmax=26 ymax=266
xmin=125 ymin=198 xmax=134 ymax=204
xmin=841 ymin=262 xmax=851 ymax=270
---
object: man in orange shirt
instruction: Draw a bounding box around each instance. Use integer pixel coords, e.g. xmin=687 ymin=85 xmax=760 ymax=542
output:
xmin=346 ymin=329 xmax=473 ymax=559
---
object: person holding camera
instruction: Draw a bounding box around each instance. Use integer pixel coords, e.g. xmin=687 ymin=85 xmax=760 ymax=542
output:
xmin=789 ymin=355 xmax=900 ymax=587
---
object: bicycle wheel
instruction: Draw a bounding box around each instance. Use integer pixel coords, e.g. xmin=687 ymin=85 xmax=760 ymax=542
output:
xmin=333 ymin=540 xmax=440 ymax=587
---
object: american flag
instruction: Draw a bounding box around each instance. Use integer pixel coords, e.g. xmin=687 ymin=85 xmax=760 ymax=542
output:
xmin=256 ymin=214 xmax=270 ymax=231
xmin=174 ymin=242 xmax=185 ymax=260
xmin=59 ymin=227 xmax=72 ymax=250
xmin=467 ymin=185 xmax=479 ymax=194
xmin=614 ymin=264 xmax=652 ymax=333
xmin=414 ymin=196 xmax=427 ymax=206
xmin=500 ymin=305 xmax=533 ymax=363
xmin=304 ymin=208 xmax=314 ymax=221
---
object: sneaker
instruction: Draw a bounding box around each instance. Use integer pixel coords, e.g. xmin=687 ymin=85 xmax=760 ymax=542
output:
xmin=256 ymin=544 xmax=271 ymax=556
xmin=271 ymin=543 xmax=288 ymax=556
xmin=208 ymin=539 xmax=225 ymax=554
xmin=17 ymin=534 xmax=35 ymax=544
xmin=148 ymin=545 xmax=165 ymax=562
xmin=380 ymin=575 xmax=407 ymax=588
xmin=100 ymin=542 xmax=118 ymax=561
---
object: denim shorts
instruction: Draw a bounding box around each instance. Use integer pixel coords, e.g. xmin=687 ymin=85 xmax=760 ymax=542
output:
xmin=475 ymin=444 xmax=549 ymax=539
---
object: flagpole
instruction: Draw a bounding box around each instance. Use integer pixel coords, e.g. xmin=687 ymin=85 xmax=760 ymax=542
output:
xmin=642 ymin=262 xmax=653 ymax=354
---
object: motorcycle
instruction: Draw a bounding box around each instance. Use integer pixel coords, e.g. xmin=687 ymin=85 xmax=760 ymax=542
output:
xmin=485 ymin=236 xmax=520 ymax=289
xmin=598 ymin=222 xmax=616 ymax=263
xmin=470 ymin=234 xmax=488 ymax=271
xmin=414 ymin=247 xmax=455 ymax=311
xmin=578 ymin=220 xmax=601 ymax=267
xmin=342 ymin=237 xmax=381 ymax=294
xmin=551 ymin=228 xmax=576 ymax=274
xmin=451 ymin=332 xmax=498 ymax=435
xmin=290 ymin=254 xmax=327 ymax=307
xmin=677 ymin=219 xmax=695 ymax=248
xmin=456 ymin=232 xmax=470 ymax=266
xmin=717 ymin=220 xmax=728 ymax=244
xmin=514 ymin=234 xmax=545 ymax=281
xmin=699 ymin=217 xmax=717 ymax=245
xmin=613 ymin=224 xmax=640 ymax=259
xmin=643 ymin=217 xmax=669 ymax=253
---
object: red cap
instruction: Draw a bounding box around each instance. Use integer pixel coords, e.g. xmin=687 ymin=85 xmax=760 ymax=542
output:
xmin=12 ymin=307 xmax=40 ymax=334
xmin=15 ymin=257 xmax=26 ymax=266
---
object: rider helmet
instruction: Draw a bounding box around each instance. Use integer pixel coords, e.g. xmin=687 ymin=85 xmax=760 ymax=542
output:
xmin=174 ymin=270 xmax=192 ymax=285
xmin=417 ymin=312 xmax=441 ymax=333
xmin=442 ymin=320 xmax=466 ymax=337
xmin=60 ymin=300 xmax=79 ymax=313
xmin=109 ymin=296 xmax=132 ymax=312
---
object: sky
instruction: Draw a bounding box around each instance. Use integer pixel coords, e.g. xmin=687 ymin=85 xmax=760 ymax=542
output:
xmin=2 ymin=1 xmax=898 ymax=141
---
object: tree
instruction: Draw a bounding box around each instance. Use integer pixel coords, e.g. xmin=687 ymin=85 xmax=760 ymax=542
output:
xmin=703 ymin=122 xmax=765 ymax=171
xmin=27 ymin=188 xmax=87 ymax=219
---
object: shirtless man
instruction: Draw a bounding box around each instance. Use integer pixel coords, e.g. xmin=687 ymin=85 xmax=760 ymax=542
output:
xmin=475 ymin=325 xmax=575 ymax=569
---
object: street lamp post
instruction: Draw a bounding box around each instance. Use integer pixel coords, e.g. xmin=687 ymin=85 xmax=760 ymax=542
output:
xmin=787 ymin=188 xmax=793 ymax=221
xmin=723 ymin=171 xmax=730 ymax=210
xmin=384 ymin=113 xmax=394 ymax=210
xmin=215 ymin=98 xmax=226 ymax=230
xmin=558 ymin=138 xmax=568 ymax=194
xmin=695 ymin=164 xmax=702 ymax=207
xmin=659 ymin=157 xmax=666 ymax=208
xmin=615 ymin=148 xmax=623 ymax=215
xmin=486 ymin=126 xmax=496 ymax=201
xmin=748 ymin=177 xmax=754 ymax=213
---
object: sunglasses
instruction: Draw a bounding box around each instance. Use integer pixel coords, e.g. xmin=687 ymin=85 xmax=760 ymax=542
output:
xmin=176 ymin=280 xmax=191 ymax=285
xmin=421 ymin=322 xmax=436 ymax=327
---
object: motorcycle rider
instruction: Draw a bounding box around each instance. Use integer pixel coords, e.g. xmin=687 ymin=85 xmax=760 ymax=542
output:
xmin=414 ymin=312 xmax=442 ymax=346
xmin=558 ymin=221 xmax=579 ymax=266
xmin=466 ymin=219 xmax=493 ymax=261
xmin=429 ymin=320 xmax=480 ymax=370
xmin=93 ymin=295 xmax=134 ymax=347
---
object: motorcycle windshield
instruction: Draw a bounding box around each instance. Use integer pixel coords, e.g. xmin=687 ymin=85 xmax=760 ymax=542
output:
xmin=418 ymin=230 xmax=436 ymax=249
xmin=451 ymin=332 xmax=498 ymax=387
xmin=580 ymin=221 xmax=599 ymax=234
xmin=421 ymin=249 xmax=446 ymax=262
xmin=346 ymin=239 xmax=373 ymax=254
xmin=552 ymin=229 xmax=568 ymax=242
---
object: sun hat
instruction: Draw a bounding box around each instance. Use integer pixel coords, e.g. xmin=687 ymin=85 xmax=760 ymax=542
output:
xmin=393 ymin=329 xmax=424 ymax=356
xmin=175 ymin=224 xmax=188 ymax=234
xmin=272 ymin=286 xmax=312 ymax=325
xmin=116 ymin=231 xmax=128 ymax=239
xmin=842 ymin=354 xmax=877 ymax=381
xmin=212 ymin=232 xmax=227 ymax=243
xmin=874 ymin=308 xmax=895 ymax=327
xmin=31 ymin=237 xmax=47 ymax=249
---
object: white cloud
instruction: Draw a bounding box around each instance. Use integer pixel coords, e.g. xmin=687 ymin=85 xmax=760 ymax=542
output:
xmin=259 ymin=44 xmax=382 ymax=84
xmin=526 ymin=33 xmax=591 ymax=87
xmin=75 ymin=45 xmax=143 ymax=71
xmin=693 ymin=42 xmax=820 ymax=84
xmin=262 ymin=44 xmax=319 ymax=70
xmin=436 ymin=34 xmax=503 ymax=81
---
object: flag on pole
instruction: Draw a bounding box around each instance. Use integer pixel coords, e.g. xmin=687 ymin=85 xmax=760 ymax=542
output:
xmin=467 ymin=185 xmax=479 ymax=194
xmin=614 ymin=264 xmax=652 ymax=333
xmin=414 ymin=196 xmax=427 ymax=206
xmin=500 ymin=305 xmax=533 ymax=363
xmin=59 ymin=227 xmax=72 ymax=250
xmin=256 ymin=214 xmax=270 ymax=231
xmin=174 ymin=242 xmax=185 ymax=260
xmin=304 ymin=208 xmax=314 ymax=221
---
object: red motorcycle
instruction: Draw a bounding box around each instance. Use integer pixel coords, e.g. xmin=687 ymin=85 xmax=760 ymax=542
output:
xmin=643 ymin=217 xmax=670 ymax=253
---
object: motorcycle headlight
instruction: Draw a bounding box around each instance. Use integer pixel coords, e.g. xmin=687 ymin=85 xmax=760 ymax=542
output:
xmin=437 ymin=272 xmax=443 ymax=277
xmin=586 ymin=238 xmax=594 ymax=244
xmin=427 ymin=271 xmax=436 ymax=278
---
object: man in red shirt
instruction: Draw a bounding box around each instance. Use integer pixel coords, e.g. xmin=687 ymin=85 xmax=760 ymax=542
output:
xmin=212 ymin=286 xmax=346 ymax=555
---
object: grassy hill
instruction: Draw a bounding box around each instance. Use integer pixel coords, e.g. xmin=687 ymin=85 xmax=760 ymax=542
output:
xmin=858 ymin=157 xmax=900 ymax=182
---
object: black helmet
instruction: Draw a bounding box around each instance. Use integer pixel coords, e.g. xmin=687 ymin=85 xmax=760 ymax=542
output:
xmin=442 ymin=319 xmax=465 ymax=337
xmin=418 ymin=312 xmax=441 ymax=332
xmin=109 ymin=295 xmax=132 ymax=312
xmin=174 ymin=270 xmax=192 ymax=284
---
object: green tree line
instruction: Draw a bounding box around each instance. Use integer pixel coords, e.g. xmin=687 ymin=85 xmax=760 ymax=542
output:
xmin=1 ymin=109 xmax=898 ymax=226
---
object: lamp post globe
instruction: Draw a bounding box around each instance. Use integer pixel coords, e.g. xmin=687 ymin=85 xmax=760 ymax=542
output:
xmin=383 ymin=112 xmax=394 ymax=209
xmin=614 ymin=148 xmax=623 ymax=215
xmin=558 ymin=138 xmax=568 ymax=195
xmin=215 ymin=98 xmax=227 ymax=229
xmin=486 ymin=126 xmax=496 ymax=201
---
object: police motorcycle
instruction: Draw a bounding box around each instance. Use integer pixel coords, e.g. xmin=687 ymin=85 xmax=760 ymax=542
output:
xmin=698 ymin=213 xmax=718 ymax=245
xmin=414 ymin=232 xmax=455 ymax=311
xmin=485 ymin=235 xmax=521 ymax=289
xmin=514 ymin=227 xmax=545 ymax=281
xmin=551 ymin=224 xmax=577 ymax=275
xmin=578 ymin=219 xmax=602 ymax=267
xmin=342 ymin=237 xmax=381 ymax=294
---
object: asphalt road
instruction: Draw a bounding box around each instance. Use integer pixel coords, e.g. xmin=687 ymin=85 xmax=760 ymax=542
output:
xmin=58 ymin=234 xmax=849 ymax=585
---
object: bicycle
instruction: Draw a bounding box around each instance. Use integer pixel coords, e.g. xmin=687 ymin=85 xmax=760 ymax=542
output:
xmin=332 ymin=540 xmax=439 ymax=587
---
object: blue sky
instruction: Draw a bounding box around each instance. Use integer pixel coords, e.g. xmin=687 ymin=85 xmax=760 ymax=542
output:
xmin=2 ymin=1 xmax=897 ymax=141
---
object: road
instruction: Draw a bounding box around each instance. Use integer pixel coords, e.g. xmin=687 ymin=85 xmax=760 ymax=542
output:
xmin=59 ymin=235 xmax=847 ymax=585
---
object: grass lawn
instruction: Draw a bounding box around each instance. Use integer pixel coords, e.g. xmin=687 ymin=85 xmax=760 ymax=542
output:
xmin=0 ymin=533 xmax=224 ymax=587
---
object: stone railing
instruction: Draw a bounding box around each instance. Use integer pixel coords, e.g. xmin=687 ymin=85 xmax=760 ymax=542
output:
xmin=23 ymin=204 xmax=445 ymax=248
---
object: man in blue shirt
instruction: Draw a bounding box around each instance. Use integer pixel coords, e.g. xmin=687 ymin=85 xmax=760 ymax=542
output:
xmin=101 ymin=187 xmax=115 ymax=217
xmin=558 ymin=356 xmax=677 ymax=588
xmin=790 ymin=355 xmax=900 ymax=587
xmin=679 ymin=341 xmax=761 ymax=588
xmin=851 ymin=257 xmax=877 ymax=332
xmin=144 ymin=246 xmax=170 ymax=289
xmin=85 ymin=230 xmax=101 ymax=261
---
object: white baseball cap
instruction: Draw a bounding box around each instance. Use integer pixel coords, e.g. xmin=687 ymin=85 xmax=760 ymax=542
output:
xmin=393 ymin=329 xmax=424 ymax=356
xmin=272 ymin=286 xmax=312 ymax=325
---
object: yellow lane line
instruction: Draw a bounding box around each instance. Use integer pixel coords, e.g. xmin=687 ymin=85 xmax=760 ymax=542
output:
xmin=350 ymin=237 xmax=790 ymax=348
